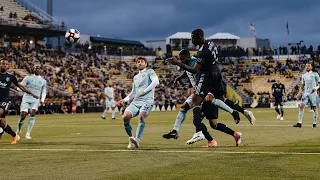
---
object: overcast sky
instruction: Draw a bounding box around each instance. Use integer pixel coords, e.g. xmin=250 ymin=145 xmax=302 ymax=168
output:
xmin=28 ymin=0 xmax=320 ymax=46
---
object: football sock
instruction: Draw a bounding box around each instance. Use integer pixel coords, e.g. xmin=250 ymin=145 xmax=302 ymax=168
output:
xmin=275 ymin=107 xmax=280 ymax=115
xmin=27 ymin=117 xmax=35 ymax=135
xmin=17 ymin=117 xmax=26 ymax=133
xmin=102 ymin=110 xmax=107 ymax=118
xmin=280 ymin=108 xmax=284 ymax=117
xmin=213 ymin=99 xmax=233 ymax=114
xmin=200 ymin=124 xmax=213 ymax=142
xmin=193 ymin=106 xmax=202 ymax=132
xmin=111 ymin=109 xmax=115 ymax=118
xmin=124 ymin=121 xmax=132 ymax=137
xmin=211 ymin=122 xmax=234 ymax=136
xmin=173 ymin=108 xmax=187 ymax=131
xmin=3 ymin=124 xmax=16 ymax=137
xmin=225 ymin=99 xmax=244 ymax=114
xmin=136 ymin=119 xmax=145 ymax=141
xmin=298 ymin=108 xmax=304 ymax=124
xmin=313 ymin=109 xmax=318 ymax=125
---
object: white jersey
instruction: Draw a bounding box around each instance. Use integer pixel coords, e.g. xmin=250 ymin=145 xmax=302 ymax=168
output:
xmin=104 ymin=87 xmax=114 ymax=100
xmin=21 ymin=74 xmax=47 ymax=103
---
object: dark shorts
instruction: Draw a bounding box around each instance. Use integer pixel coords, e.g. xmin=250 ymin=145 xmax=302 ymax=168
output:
xmin=201 ymin=101 xmax=218 ymax=120
xmin=0 ymin=101 xmax=10 ymax=118
xmin=195 ymin=72 xmax=223 ymax=98
xmin=274 ymin=97 xmax=283 ymax=106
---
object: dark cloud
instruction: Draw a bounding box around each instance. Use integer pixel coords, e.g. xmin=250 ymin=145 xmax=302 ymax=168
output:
xmin=28 ymin=0 xmax=320 ymax=46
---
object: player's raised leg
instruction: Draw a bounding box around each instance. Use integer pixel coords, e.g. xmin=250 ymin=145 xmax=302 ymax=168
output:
xmin=122 ymin=108 xmax=134 ymax=149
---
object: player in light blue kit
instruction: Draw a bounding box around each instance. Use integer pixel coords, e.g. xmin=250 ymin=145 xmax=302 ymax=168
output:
xmin=16 ymin=65 xmax=47 ymax=139
xmin=121 ymin=56 xmax=159 ymax=148
xmin=101 ymin=82 xmax=116 ymax=120
xmin=294 ymin=63 xmax=320 ymax=128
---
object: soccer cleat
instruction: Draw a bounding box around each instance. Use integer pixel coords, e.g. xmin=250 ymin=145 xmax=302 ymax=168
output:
xmin=280 ymin=117 xmax=284 ymax=121
xmin=234 ymin=132 xmax=242 ymax=146
xmin=244 ymin=110 xmax=255 ymax=125
xmin=232 ymin=111 xmax=240 ymax=124
xmin=202 ymin=140 xmax=217 ymax=148
xmin=101 ymin=117 xmax=106 ymax=120
xmin=186 ymin=131 xmax=205 ymax=145
xmin=313 ymin=124 xmax=316 ymax=128
xmin=11 ymin=134 xmax=20 ymax=144
xmin=276 ymin=115 xmax=281 ymax=119
xmin=25 ymin=134 xmax=32 ymax=139
xmin=127 ymin=138 xmax=134 ymax=149
xmin=293 ymin=123 xmax=302 ymax=128
xmin=162 ymin=130 xmax=179 ymax=139
xmin=112 ymin=117 xmax=116 ymax=120
xmin=129 ymin=137 xmax=140 ymax=148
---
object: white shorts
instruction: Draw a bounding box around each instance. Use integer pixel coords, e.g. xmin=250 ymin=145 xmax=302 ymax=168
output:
xmin=105 ymin=99 xmax=115 ymax=108
xmin=20 ymin=101 xmax=40 ymax=112
xmin=185 ymin=94 xmax=193 ymax=108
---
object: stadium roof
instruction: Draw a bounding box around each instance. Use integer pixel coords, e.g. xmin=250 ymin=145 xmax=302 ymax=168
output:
xmin=167 ymin=32 xmax=191 ymax=39
xmin=90 ymin=36 xmax=144 ymax=46
xmin=207 ymin=33 xmax=240 ymax=40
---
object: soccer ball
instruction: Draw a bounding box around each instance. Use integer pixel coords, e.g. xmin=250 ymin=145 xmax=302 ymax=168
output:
xmin=65 ymin=29 xmax=81 ymax=44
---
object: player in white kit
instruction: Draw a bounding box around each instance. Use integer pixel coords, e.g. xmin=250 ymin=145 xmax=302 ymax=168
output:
xmin=101 ymin=82 xmax=116 ymax=119
xmin=16 ymin=64 xmax=47 ymax=139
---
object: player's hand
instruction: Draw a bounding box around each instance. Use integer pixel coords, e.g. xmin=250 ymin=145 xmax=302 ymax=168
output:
xmin=32 ymin=94 xmax=39 ymax=99
xmin=205 ymin=93 xmax=214 ymax=102
xmin=137 ymin=91 xmax=145 ymax=98
xmin=166 ymin=57 xmax=179 ymax=65
xmin=119 ymin=100 xmax=124 ymax=105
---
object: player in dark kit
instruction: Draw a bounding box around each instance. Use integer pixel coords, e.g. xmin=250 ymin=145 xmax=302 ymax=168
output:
xmin=271 ymin=77 xmax=286 ymax=120
xmin=167 ymin=29 xmax=255 ymax=145
xmin=0 ymin=60 xmax=39 ymax=144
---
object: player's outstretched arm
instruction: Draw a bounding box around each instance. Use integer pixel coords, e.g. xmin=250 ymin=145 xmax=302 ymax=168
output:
xmin=40 ymin=81 xmax=47 ymax=103
xmin=122 ymin=84 xmax=136 ymax=104
xmin=17 ymin=83 xmax=39 ymax=99
xmin=166 ymin=57 xmax=201 ymax=74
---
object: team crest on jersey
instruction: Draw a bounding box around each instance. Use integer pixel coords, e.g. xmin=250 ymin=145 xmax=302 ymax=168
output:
xmin=39 ymin=81 xmax=42 ymax=84
xmin=5 ymin=77 xmax=10 ymax=82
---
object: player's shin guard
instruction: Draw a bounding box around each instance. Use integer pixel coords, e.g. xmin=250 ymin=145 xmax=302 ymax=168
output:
xmin=124 ymin=121 xmax=133 ymax=137
xmin=27 ymin=117 xmax=35 ymax=135
xmin=225 ymin=99 xmax=244 ymax=114
xmin=192 ymin=106 xmax=202 ymax=132
xmin=3 ymin=124 xmax=16 ymax=137
xmin=17 ymin=117 xmax=26 ymax=133
xmin=313 ymin=109 xmax=318 ymax=125
xmin=173 ymin=108 xmax=187 ymax=131
xmin=275 ymin=107 xmax=280 ymax=115
xmin=210 ymin=122 xmax=234 ymax=136
xmin=213 ymin=99 xmax=233 ymax=114
xmin=136 ymin=119 xmax=145 ymax=141
xmin=298 ymin=108 xmax=304 ymax=124
xmin=280 ymin=108 xmax=284 ymax=117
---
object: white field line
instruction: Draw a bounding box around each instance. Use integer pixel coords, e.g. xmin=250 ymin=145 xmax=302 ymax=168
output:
xmin=0 ymin=148 xmax=320 ymax=155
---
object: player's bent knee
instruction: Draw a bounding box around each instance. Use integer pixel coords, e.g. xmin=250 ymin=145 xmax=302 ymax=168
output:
xmin=209 ymin=120 xmax=218 ymax=129
xmin=122 ymin=111 xmax=132 ymax=122
xmin=299 ymin=103 xmax=306 ymax=109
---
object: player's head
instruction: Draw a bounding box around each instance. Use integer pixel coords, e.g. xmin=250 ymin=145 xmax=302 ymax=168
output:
xmin=0 ymin=59 xmax=8 ymax=73
xmin=306 ymin=63 xmax=313 ymax=72
xmin=107 ymin=82 xmax=112 ymax=87
xmin=179 ymin=49 xmax=191 ymax=63
xmin=276 ymin=76 xmax=281 ymax=83
xmin=136 ymin=56 xmax=147 ymax=70
xmin=33 ymin=64 xmax=41 ymax=76
xmin=191 ymin=29 xmax=205 ymax=46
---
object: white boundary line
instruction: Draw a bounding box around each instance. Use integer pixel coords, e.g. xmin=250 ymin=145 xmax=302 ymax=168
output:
xmin=0 ymin=148 xmax=320 ymax=155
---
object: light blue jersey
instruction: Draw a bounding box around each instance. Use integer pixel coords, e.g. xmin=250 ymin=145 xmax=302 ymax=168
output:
xmin=104 ymin=87 xmax=114 ymax=100
xmin=302 ymin=71 xmax=320 ymax=96
xmin=186 ymin=56 xmax=197 ymax=89
xmin=131 ymin=69 xmax=157 ymax=106
xmin=21 ymin=75 xmax=47 ymax=103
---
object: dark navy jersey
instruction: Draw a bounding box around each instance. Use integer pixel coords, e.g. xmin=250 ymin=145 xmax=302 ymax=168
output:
xmin=272 ymin=83 xmax=285 ymax=97
xmin=196 ymin=40 xmax=219 ymax=75
xmin=0 ymin=73 xmax=19 ymax=101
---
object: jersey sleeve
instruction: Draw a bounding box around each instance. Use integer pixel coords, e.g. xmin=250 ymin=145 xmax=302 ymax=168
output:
xmin=21 ymin=76 xmax=28 ymax=86
xmin=315 ymin=72 xmax=320 ymax=83
xmin=196 ymin=51 xmax=205 ymax=65
xmin=148 ymin=69 xmax=158 ymax=79
xmin=301 ymin=75 xmax=305 ymax=85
